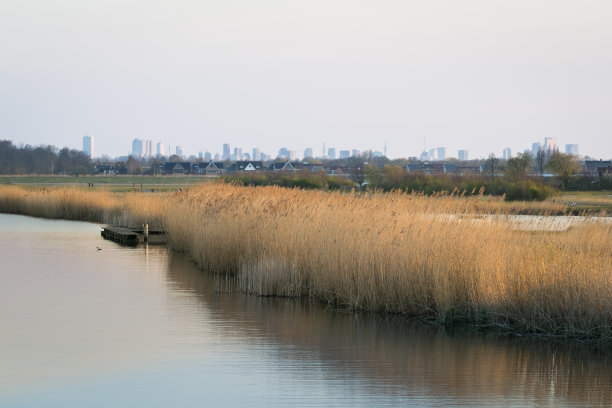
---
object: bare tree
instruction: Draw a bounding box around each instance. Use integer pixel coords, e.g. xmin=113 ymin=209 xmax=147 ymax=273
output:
xmin=483 ymin=153 xmax=500 ymax=180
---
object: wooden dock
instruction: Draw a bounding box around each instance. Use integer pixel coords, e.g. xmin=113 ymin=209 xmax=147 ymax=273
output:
xmin=101 ymin=226 xmax=166 ymax=246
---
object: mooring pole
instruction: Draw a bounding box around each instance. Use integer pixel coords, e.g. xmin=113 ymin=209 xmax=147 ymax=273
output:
xmin=144 ymin=223 xmax=149 ymax=242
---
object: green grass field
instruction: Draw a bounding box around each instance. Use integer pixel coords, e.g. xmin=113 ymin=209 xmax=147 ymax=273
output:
xmin=0 ymin=175 xmax=217 ymax=192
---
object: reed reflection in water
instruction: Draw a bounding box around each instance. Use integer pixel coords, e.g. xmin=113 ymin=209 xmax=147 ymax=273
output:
xmin=166 ymin=253 xmax=612 ymax=407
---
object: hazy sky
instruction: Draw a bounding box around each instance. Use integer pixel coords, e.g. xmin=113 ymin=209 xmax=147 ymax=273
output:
xmin=1 ymin=0 xmax=611 ymax=159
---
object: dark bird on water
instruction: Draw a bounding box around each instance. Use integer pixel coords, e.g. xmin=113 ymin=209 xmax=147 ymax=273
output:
xmin=97 ymin=247 xmax=102 ymax=251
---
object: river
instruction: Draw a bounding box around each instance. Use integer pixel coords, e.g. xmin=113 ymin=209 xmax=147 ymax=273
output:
xmin=0 ymin=213 xmax=610 ymax=407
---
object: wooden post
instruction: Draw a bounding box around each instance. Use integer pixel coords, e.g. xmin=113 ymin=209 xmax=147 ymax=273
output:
xmin=144 ymin=223 xmax=149 ymax=242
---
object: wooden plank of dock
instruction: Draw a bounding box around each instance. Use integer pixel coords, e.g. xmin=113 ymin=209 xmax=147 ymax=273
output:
xmin=101 ymin=226 xmax=139 ymax=246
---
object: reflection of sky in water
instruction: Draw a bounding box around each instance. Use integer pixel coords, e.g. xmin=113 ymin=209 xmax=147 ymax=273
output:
xmin=0 ymin=213 xmax=101 ymax=232
xmin=0 ymin=214 xmax=610 ymax=407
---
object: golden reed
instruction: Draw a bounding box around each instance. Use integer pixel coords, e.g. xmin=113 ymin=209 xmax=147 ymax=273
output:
xmin=1 ymin=183 xmax=611 ymax=339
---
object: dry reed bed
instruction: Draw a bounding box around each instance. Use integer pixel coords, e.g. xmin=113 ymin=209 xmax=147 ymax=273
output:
xmin=164 ymin=184 xmax=612 ymax=339
xmin=1 ymin=184 xmax=611 ymax=339
xmin=0 ymin=185 xmax=168 ymax=228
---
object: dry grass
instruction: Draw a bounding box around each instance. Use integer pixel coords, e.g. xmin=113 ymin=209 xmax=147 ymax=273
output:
xmin=1 ymin=183 xmax=611 ymax=340
xmin=0 ymin=185 xmax=169 ymax=228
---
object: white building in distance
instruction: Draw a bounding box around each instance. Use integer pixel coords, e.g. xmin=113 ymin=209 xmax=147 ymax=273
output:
xmin=503 ymin=147 xmax=512 ymax=160
xmin=458 ymin=149 xmax=468 ymax=161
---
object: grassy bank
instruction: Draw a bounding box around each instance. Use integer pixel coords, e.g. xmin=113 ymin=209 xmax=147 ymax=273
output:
xmin=1 ymin=184 xmax=611 ymax=342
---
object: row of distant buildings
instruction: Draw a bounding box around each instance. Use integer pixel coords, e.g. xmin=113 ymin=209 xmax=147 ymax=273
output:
xmin=420 ymin=138 xmax=579 ymax=162
xmin=96 ymin=157 xmax=612 ymax=179
xmin=82 ymin=136 xmax=582 ymax=163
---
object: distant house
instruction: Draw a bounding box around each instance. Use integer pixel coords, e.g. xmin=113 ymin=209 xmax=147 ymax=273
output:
xmin=406 ymin=162 xmax=446 ymax=174
xmin=266 ymin=162 xmax=295 ymax=172
xmin=96 ymin=164 xmax=118 ymax=175
xmin=226 ymin=161 xmax=263 ymax=173
xmin=163 ymin=162 xmax=191 ymax=175
xmin=584 ymin=160 xmax=612 ymax=175
xmin=454 ymin=164 xmax=482 ymax=175
xmin=200 ymin=161 xmax=225 ymax=176
xmin=324 ymin=165 xmax=347 ymax=175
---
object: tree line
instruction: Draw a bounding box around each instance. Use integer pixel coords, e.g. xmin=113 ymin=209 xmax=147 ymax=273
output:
xmin=0 ymin=140 xmax=94 ymax=175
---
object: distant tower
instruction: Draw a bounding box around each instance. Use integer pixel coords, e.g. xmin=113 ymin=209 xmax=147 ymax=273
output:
xmin=543 ymin=137 xmax=558 ymax=158
xmin=156 ymin=142 xmax=165 ymax=157
xmin=503 ymin=147 xmax=512 ymax=160
xmin=223 ymin=144 xmax=230 ymax=160
xmin=82 ymin=135 xmax=93 ymax=159
xmin=322 ymin=143 xmax=326 ymax=158
xmin=384 ymin=140 xmax=387 ymax=157
xmin=565 ymin=144 xmax=579 ymax=155
xmin=132 ymin=138 xmax=143 ymax=158
xmin=458 ymin=150 xmax=468 ymax=161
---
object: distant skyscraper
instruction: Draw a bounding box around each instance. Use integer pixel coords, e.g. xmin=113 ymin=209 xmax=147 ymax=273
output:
xmin=531 ymin=142 xmax=541 ymax=157
xmin=503 ymin=147 xmax=512 ymax=160
xmin=252 ymin=148 xmax=261 ymax=161
xmin=132 ymin=138 xmax=143 ymax=158
xmin=303 ymin=148 xmax=313 ymax=159
xmin=156 ymin=142 xmax=165 ymax=157
xmin=144 ymin=140 xmax=153 ymax=159
xmin=436 ymin=147 xmax=446 ymax=161
xmin=339 ymin=150 xmax=350 ymax=159
xmin=458 ymin=150 xmax=468 ymax=161
xmin=233 ymin=147 xmax=243 ymax=160
xmin=223 ymin=144 xmax=230 ymax=160
xmin=176 ymin=146 xmax=183 ymax=158
xmin=351 ymin=149 xmax=360 ymax=158
xmin=204 ymin=152 xmax=212 ymax=161
xmin=428 ymin=148 xmax=437 ymax=161
xmin=278 ymin=147 xmax=291 ymax=160
xmin=420 ymin=150 xmax=429 ymax=161
xmin=543 ymin=137 xmax=558 ymax=158
xmin=328 ymin=148 xmax=336 ymax=160
xmin=565 ymin=144 xmax=579 ymax=155
xmin=82 ymin=135 xmax=93 ymax=159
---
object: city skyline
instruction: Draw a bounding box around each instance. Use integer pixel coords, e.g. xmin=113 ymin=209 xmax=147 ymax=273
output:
xmin=76 ymin=136 xmax=596 ymax=162
xmin=2 ymin=1 xmax=611 ymax=159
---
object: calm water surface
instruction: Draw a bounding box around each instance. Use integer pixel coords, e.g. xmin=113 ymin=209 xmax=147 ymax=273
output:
xmin=0 ymin=213 xmax=610 ymax=407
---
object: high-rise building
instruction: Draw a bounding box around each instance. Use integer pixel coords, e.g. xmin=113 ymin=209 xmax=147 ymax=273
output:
xmin=176 ymin=146 xmax=183 ymax=158
xmin=144 ymin=140 xmax=153 ymax=159
xmin=328 ymin=148 xmax=337 ymax=160
xmin=82 ymin=135 xmax=93 ymax=159
xmin=252 ymin=148 xmax=261 ymax=161
xmin=223 ymin=144 xmax=230 ymax=160
xmin=458 ymin=150 xmax=468 ymax=161
xmin=531 ymin=142 xmax=541 ymax=157
xmin=420 ymin=150 xmax=429 ymax=161
xmin=428 ymin=148 xmax=437 ymax=161
xmin=303 ymin=148 xmax=313 ymax=159
xmin=436 ymin=147 xmax=446 ymax=161
xmin=503 ymin=147 xmax=512 ymax=160
xmin=204 ymin=152 xmax=212 ymax=161
xmin=339 ymin=150 xmax=350 ymax=159
xmin=156 ymin=142 xmax=165 ymax=157
xmin=278 ymin=147 xmax=291 ymax=160
xmin=543 ymin=137 xmax=558 ymax=157
xmin=351 ymin=149 xmax=360 ymax=158
xmin=565 ymin=144 xmax=579 ymax=155
xmin=132 ymin=138 xmax=143 ymax=158
xmin=233 ymin=147 xmax=243 ymax=161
